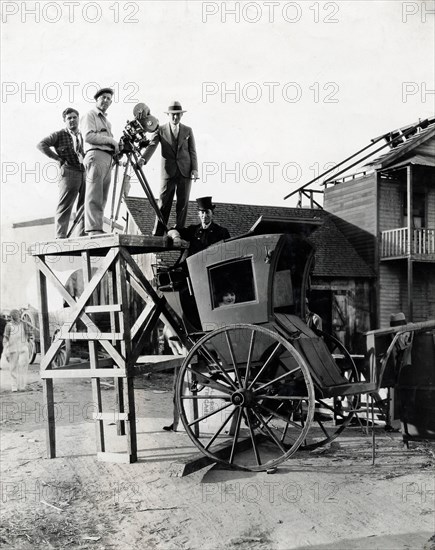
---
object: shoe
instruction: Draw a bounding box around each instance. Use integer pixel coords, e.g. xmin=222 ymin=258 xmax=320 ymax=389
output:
xmin=86 ymin=230 xmax=106 ymax=236
xmin=11 ymin=388 xmax=17 ymax=392
xmin=163 ymin=423 xmax=174 ymax=432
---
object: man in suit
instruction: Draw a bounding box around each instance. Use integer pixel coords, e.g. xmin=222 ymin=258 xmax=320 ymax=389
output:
xmin=168 ymin=196 xmax=230 ymax=257
xmin=37 ymin=108 xmax=85 ymax=238
xmin=141 ymin=101 xmax=198 ymax=236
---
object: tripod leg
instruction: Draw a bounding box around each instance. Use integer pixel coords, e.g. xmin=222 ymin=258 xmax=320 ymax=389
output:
xmin=131 ymin=150 xmax=167 ymax=231
xmin=66 ymin=204 xmax=84 ymax=238
xmin=110 ymin=161 xmax=120 ymax=231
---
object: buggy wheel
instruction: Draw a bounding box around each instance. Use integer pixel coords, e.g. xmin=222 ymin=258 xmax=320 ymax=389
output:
xmin=176 ymin=324 xmax=315 ymax=471
xmin=21 ymin=310 xmax=38 ymax=364
xmin=52 ymin=329 xmax=71 ymax=368
xmin=299 ymin=331 xmax=360 ymax=450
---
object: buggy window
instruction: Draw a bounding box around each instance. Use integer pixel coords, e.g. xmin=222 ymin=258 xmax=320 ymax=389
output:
xmin=208 ymin=258 xmax=256 ymax=309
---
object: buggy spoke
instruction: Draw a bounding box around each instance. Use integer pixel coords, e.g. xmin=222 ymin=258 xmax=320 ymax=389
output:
xmin=187 ymin=402 xmax=233 ymax=427
xmin=229 ymin=408 xmax=243 ymax=464
xmin=184 ymin=365 xmax=233 ymax=395
xmin=245 ymin=411 xmax=261 ymax=466
xmin=257 ymin=403 xmax=304 ymax=434
xmin=225 ymin=331 xmax=243 ymax=388
xmin=256 ymin=395 xmax=309 ymax=400
xmin=204 ymin=342 xmax=238 ymax=390
xmin=244 ymin=329 xmax=256 ymax=389
xmin=248 ymin=342 xmax=283 ymax=390
xmin=204 ymin=408 xmax=237 ymax=450
xmin=251 ymin=408 xmax=287 ymax=453
xmin=253 ymin=367 xmax=301 ymax=393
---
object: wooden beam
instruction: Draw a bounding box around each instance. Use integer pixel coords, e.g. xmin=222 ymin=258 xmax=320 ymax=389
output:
xmin=83 ymin=250 xmax=105 ymax=454
xmin=407 ymin=165 xmax=413 ymax=321
xmin=41 ymin=368 xmax=127 ymax=379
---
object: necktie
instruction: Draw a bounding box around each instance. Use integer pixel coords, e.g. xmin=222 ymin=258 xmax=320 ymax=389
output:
xmin=76 ymin=133 xmax=84 ymax=163
xmin=172 ymin=125 xmax=179 ymax=139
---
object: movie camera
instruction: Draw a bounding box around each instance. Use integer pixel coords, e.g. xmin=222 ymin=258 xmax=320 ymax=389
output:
xmin=118 ymin=103 xmax=159 ymax=155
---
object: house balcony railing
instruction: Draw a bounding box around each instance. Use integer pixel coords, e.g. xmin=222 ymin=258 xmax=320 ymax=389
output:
xmin=381 ymin=227 xmax=435 ymax=259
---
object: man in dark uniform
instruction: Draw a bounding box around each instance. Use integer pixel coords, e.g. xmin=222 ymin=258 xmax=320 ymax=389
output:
xmin=162 ymin=196 xmax=230 ymax=432
xmin=167 ymin=196 xmax=230 ymax=257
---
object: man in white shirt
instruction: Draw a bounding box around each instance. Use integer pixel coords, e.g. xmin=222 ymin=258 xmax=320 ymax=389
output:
xmin=81 ymin=88 xmax=119 ymax=235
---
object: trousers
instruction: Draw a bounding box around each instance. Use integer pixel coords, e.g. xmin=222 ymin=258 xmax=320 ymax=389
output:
xmin=9 ymin=349 xmax=29 ymax=391
xmin=153 ymin=171 xmax=192 ymax=236
xmin=84 ymin=150 xmax=113 ymax=232
xmin=56 ymin=165 xmax=85 ymax=238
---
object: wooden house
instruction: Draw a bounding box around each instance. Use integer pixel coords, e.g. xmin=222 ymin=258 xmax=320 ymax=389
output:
xmin=323 ymin=119 xmax=435 ymax=327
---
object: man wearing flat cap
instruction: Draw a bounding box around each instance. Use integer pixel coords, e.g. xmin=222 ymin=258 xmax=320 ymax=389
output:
xmin=168 ymin=196 xmax=230 ymax=257
xmin=81 ymin=87 xmax=119 ymax=235
xmin=140 ymin=100 xmax=199 ymax=236
xmin=37 ymin=107 xmax=85 ymax=238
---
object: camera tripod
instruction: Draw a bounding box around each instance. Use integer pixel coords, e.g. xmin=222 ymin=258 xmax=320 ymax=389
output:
xmin=66 ymin=137 xmax=166 ymax=237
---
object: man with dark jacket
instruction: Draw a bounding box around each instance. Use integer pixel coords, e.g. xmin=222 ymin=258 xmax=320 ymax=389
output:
xmin=37 ymin=108 xmax=85 ymax=238
xmin=167 ymin=196 xmax=230 ymax=257
xmin=141 ymin=101 xmax=198 ymax=236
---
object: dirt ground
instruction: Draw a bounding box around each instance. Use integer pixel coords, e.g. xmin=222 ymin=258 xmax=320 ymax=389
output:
xmin=1 ymin=358 xmax=434 ymax=550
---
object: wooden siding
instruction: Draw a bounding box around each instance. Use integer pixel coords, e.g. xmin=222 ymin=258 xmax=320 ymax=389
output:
xmin=379 ymin=263 xmax=405 ymax=327
xmin=428 ymin=186 xmax=435 ymax=228
xmin=414 ymin=264 xmax=435 ymax=322
xmin=324 ymin=174 xmax=377 ymax=268
xmin=379 ymin=179 xmax=402 ymax=231
xmin=379 ymin=263 xmax=435 ymax=326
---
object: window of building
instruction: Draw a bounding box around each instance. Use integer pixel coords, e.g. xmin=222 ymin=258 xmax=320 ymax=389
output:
xmin=208 ymin=258 xmax=256 ymax=309
xmin=403 ymin=192 xmax=426 ymax=228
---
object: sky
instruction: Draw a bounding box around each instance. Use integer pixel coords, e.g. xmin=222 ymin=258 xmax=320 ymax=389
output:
xmin=1 ymin=0 xmax=434 ymax=229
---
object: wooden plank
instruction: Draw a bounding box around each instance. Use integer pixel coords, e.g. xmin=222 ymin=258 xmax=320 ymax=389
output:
xmin=59 ymin=331 xmax=123 ymax=340
xmin=92 ymin=412 xmax=129 ymax=421
xmin=169 ymin=436 xmax=257 ymax=477
xmin=296 ymin=338 xmax=346 ymax=387
xmin=36 ymin=260 xmax=56 ymax=459
xmin=41 ymin=368 xmax=127 ymax=379
xmin=84 ymin=304 xmax=122 ymax=313
xmin=83 ymin=251 xmax=105 ymax=454
xmin=30 ymin=234 xmax=184 ymax=256
xmin=116 ymin=255 xmax=137 ymax=462
xmin=136 ymin=355 xmax=186 ymax=364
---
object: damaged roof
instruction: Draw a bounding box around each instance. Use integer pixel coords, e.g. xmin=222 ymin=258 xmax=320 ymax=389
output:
xmin=367 ymin=119 xmax=435 ymax=171
xmin=124 ymin=197 xmax=375 ymax=279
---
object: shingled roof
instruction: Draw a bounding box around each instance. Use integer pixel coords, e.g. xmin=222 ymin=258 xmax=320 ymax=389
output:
xmin=124 ymin=197 xmax=375 ymax=279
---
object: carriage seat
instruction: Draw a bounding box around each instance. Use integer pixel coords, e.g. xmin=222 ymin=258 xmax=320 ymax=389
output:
xmin=274 ymin=313 xmax=377 ymax=398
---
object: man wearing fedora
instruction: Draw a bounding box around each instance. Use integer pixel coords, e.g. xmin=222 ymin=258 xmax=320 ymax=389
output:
xmin=141 ymin=100 xmax=198 ymax=236
xmin=81 ymin=87 xmax=119 ymax=235
xmin=168 ymin=196 xmax=230 ymax=258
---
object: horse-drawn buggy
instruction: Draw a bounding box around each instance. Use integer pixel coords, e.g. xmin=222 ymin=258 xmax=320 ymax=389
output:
xmin=155 ymin=216 xmax=435 ymax=471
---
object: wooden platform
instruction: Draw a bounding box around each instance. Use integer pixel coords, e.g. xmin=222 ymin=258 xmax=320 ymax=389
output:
xmin=32 ymin=233 xmax=188 ymax=256
xmin=32 ymin=234 xmax=191 ymax=464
